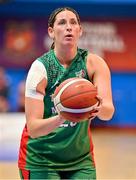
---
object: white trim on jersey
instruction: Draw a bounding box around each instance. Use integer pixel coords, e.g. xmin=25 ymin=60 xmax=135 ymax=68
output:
xmin=25 ymin=60 xmax=47 ymax=100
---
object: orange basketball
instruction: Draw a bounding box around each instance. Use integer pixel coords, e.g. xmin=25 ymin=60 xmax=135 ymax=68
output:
xmin=53 ymin=77 xmax=99 ymax=122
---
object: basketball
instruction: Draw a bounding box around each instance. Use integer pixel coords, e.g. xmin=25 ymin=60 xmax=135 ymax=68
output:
xmin=53 ymin=77 xmax=99 ymax=122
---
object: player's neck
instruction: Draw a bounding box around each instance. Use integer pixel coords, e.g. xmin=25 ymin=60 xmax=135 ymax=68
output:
xmin=54 ymin=46 xmax=77 ymax=67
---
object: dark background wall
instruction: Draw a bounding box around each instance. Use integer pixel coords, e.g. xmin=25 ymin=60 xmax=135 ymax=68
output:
xmin=0 ymin=0 xmax=136 ymax=18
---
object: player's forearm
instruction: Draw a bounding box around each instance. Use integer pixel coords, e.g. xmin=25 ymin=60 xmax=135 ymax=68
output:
xmin=27 ymin=115 xmax=65 ymax=138
xmin=97 ymin=103 xmax=115 ymax=121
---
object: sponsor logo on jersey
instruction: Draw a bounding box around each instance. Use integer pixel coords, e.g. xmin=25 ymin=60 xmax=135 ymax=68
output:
xmin=75 ymin=69 xmax=86 ymax=78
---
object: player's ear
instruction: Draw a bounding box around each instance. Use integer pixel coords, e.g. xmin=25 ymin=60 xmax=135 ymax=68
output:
xmin=48 ymin=27 xmax=54 ymax=39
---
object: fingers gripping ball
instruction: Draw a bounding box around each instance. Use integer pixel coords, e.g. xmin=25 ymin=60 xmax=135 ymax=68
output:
xmin=53 ymin=78 xmax=99 ymax=122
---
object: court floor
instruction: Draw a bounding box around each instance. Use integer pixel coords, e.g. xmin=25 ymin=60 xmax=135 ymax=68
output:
xmin=0 ymin=127 xmax=136 ymax=179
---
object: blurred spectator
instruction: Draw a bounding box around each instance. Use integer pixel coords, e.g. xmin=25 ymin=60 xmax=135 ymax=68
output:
xmin=17 ymin=80 xmax=25 ymax=112
xmin=0 ymin=96 xmax=9 ymax=112
xmin=0 ymin=66 xmax=10 ymax=112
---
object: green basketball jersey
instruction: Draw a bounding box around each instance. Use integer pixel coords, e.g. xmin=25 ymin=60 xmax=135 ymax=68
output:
xmin=18 ymin=48 xmax=95 ymax=171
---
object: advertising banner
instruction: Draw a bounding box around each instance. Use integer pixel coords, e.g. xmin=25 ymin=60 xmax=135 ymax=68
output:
xmin=0 ymin=18 xmax=136 ymax=72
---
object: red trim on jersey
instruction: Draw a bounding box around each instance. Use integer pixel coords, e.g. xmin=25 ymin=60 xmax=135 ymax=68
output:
xmin=18 ymin=124 xmax=29 ymax=169
xmin=21 ymin=169 xmax=30 ymax=180
xmin=88 ymin=126 xmax=96 ymax=167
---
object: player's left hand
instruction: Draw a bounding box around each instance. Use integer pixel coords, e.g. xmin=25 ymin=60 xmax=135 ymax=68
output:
xmin=88 ymin=96 xmax=102 ymax=121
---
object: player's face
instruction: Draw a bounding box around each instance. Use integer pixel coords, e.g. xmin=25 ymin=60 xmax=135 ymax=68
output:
xmin=48 ymin=10 xmax=82 ymax=47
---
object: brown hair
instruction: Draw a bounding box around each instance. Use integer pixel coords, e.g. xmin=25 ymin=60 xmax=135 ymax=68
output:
xmin=48 ymin=7 xmax=81 ymax=49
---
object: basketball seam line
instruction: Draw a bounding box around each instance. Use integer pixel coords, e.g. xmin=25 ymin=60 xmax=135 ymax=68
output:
xmin=60 ymin=90 xmax=97 ymax=103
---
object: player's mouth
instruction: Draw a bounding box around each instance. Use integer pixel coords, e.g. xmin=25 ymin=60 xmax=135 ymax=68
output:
xmin=65 ymin=34 xmax=73 ymax=39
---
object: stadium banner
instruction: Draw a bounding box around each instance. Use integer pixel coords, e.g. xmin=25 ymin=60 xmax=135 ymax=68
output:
xmin=0 ymin=18 xmax=136 ymax=72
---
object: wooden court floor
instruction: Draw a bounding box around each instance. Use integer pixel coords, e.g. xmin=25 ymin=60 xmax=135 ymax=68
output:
xmin=0 ymin=128 xmax=136 ymax=179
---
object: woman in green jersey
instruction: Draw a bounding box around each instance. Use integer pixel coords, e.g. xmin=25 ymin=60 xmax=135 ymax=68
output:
xmin=18 ymin=7 xmax=114 ymax=179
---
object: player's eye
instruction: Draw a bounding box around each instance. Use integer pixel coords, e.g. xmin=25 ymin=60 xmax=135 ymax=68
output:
xmin=70 ymin=19 xmax=78 ymax=25
xmin=58 ymin=19 xmax=66 ymax=25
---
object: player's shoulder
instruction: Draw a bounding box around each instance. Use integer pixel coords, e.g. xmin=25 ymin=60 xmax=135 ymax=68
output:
xmin=30 ymin=59 xmax=45 ymax=70
xmin=38 ymin=49 xmax=53 ymax=60
xmin=87 ymin=52 xmax=109 ymax=67
xmin=87 ymin=52 xmax=104 ymax=62
xmin=87 ymin=52 xmax=110 ymax=74
xmin=30 ymin=50 xmax=52 ymax=67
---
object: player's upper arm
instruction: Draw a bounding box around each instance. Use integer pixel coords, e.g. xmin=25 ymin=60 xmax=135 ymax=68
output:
xmin=25 ymin=60 xmax=47 ymax=100
xmin=25 ymin=60 xmax=48 ymax=122
xmin=87 ymin=53 xmax=113 ymax=103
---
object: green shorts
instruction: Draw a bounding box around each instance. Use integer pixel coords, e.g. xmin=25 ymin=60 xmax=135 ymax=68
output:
xmin=19 ymin=168 xmax=96 ymax=179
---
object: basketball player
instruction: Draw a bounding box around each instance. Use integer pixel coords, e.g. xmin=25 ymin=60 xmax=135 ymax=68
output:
xmin=18 ymin=7 xmax=114 ymax=179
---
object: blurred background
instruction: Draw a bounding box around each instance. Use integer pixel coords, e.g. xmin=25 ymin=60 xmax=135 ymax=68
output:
xmin=0 ymin=0 xmax=136 ymax=179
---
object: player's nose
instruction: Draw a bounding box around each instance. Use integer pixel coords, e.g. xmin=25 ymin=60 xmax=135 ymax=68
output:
xmin=66 ymin=23 xmax=72 ymax=31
